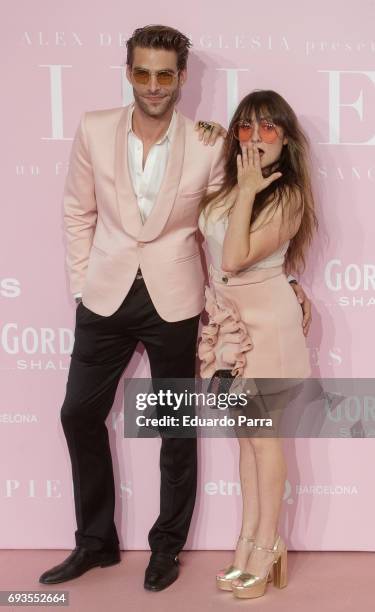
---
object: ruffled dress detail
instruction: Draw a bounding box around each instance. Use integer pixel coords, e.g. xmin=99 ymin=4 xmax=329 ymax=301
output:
xmin=198 ymin=286 xmax=253 ymax=378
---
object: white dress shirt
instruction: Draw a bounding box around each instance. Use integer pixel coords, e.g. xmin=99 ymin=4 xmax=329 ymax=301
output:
xmin=127 ymin=105 xmax=176 ymax=223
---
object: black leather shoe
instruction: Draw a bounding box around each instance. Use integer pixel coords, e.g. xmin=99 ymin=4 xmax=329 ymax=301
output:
xmin=144 ymin=552 xmax=179 ymax=591
xmin=39 ymin=546 xmax=121 ymax=584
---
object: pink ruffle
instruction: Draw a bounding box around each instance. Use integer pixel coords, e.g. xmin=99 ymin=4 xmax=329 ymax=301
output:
xmin=198 ymin=286 xmax=253 ymax=378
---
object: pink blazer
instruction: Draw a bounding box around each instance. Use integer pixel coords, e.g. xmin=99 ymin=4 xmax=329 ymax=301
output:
xmin=63 ymin=105 xmax=224 ymax=321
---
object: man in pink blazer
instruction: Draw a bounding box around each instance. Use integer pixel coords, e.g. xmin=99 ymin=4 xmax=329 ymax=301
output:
xmin=39 ymin=24 xmax=311 ymax=591
xmin=39 ymin=24 xmax=225 ymax=592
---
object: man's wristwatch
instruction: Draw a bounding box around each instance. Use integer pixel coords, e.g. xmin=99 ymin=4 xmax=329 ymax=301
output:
xmin=289 ymin=279 xmax=298 ymax=285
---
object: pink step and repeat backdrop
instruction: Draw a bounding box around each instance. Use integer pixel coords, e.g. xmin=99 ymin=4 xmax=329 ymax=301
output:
xmin=2 ymin=0 xmax=375 ymax=550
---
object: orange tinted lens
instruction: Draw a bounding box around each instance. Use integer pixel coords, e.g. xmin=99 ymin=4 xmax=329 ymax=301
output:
xmin=157 ymin=72 xmax=174 ymax=85
xmin=133 ymin=69 xmax=150 ymax=84
xmin=234 ymin=123 xmax=253 ymax=142
xmin=258 ymin=121 xmax=279 ymax=143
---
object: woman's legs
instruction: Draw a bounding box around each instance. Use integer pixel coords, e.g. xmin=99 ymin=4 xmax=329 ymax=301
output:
xmin=234 ymin=436 xmax=287 ymax=581
xmin=231 ymin=438 xmax=260 ymax=569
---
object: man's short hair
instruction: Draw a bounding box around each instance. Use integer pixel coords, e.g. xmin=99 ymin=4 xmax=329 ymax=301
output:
xmin=126 ymin=24 xmax=192 ymax=71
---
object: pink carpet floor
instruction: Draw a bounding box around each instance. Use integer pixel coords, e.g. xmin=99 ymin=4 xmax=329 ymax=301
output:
xmin=0 ymin=550 xmax=373 ymax=611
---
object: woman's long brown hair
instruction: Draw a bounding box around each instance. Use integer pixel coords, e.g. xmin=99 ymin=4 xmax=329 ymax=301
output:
xmin=200 ymin=90 xmax=318 ymax=274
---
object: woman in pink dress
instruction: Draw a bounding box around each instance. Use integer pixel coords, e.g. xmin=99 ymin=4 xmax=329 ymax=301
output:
xmin=198 ymin=90 xmax=317 ymax=599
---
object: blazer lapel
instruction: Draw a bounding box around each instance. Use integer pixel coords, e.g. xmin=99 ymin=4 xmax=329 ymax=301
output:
xmin=114 ymin=106 xmax=143 ymax=238
xmin=138 ymin=110 xmax=186 ymax=242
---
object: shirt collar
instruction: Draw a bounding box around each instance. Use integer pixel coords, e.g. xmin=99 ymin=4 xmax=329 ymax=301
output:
xmin=127 ymin=103 xmax=176 ymax=144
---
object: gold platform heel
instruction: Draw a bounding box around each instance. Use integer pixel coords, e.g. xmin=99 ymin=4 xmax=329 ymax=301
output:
xmin=216 ymin=535 xmax=255 ymax=591
xmin=232 ymin=535 xmax=287 ymax=599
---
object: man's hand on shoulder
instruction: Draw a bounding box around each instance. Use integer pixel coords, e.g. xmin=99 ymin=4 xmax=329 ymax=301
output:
xmin=194 ymin=120 xmax=227 ymax=146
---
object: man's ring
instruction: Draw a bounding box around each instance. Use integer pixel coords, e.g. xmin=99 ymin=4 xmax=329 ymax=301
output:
xmin=198 ymin=121 xmax=214 ymax=132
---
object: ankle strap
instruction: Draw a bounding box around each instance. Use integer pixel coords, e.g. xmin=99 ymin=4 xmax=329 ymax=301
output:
xmin=253 ymin=535 xmax=281 ymax=553
xmin=238 ymin=534 xmax=255 ymax=543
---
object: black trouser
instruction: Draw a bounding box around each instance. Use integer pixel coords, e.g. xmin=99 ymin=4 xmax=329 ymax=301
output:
xmin=60 ymin=276 xmax=200 ymax=554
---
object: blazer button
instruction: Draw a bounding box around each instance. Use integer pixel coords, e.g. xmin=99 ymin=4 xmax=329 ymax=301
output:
xmin=222 ymin=275 xmax=228 ymax=283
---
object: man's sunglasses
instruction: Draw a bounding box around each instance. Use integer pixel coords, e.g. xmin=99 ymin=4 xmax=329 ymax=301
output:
xmin=232 ymin=119 xmax=281 ymax=144
xmin=132 ymin=68 xmax=178 ymax=86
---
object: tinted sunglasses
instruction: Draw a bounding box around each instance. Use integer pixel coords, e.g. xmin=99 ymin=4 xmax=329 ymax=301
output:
xmin=232 ymin=119 xmax=281 ymax=144
xmin=132 ymin=68 xmax=178 ymax=86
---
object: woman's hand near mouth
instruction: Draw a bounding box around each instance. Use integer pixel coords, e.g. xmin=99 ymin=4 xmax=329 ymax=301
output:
xmin=237 ymin=143 xmax=282 ymax=195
